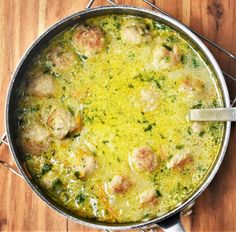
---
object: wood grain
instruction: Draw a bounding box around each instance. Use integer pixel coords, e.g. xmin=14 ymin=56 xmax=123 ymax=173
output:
xmin=0 ymin=0 xmax=235 ymax=231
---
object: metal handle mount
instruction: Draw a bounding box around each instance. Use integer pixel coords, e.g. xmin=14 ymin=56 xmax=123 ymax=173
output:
xmin=157 ymin=212 xmax=185 ymax=232
xmin=0 ymin=133 xmax=23 ymax=178
xmin=86 ymin=0 xmax=115 ymax=9
xmin=189 ymin=107 xmax=236 ymax=122
xmin=138 ymin=212 xmax=186 ymax=232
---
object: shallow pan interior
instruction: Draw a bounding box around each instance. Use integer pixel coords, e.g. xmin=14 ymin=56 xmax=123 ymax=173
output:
xmin=5 ymin=5 xmax=231 ymax=231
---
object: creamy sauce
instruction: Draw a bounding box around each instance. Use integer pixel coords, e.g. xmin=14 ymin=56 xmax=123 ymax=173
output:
xmin=17 ymin=15 xmax=224 ymax=223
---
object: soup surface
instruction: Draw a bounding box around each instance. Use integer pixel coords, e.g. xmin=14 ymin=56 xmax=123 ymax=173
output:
xmin=17 ymin=14 xmax=224 ymax=223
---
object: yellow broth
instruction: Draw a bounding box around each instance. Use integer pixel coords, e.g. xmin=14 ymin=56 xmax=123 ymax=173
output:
xmin=17 ymin=15 xmax=224 ymax=223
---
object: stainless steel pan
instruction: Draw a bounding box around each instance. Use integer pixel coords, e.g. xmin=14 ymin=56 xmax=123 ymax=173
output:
xmin=0 ymin=6 xmax=231 ymax=232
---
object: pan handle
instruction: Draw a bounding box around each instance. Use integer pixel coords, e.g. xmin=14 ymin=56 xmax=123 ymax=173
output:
xmin=157 ymin=212 xmax=185 ymax=232
xmin=0 ymin=133 xmax=23 ymax=178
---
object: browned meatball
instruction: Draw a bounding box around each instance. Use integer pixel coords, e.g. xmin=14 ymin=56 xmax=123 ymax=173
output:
xmin=49 ymin=47 xmax=76 ymax=70
xmin=20 ymin=123 xmax=50 ymax=155
xmin=26 ymin=73 xmax=54 ymax=97
xmin=77 ymin=156 xmax=98 ymax=178
xmin=140 ymin=188 xmax=158 ymax=206
xmin=179 ymin=78 xmax=205 ymax=97
xmin=131 ymin=146 xmax=158 ymax=172
xmin=167 ymin=150 xmax=192 ymax=169
xmin=47 ymin=107 xmax=77 ymax=139
xmin=152 ymin=44 xmax=181 ymax=70
xmin=72 ymin=26 xmax=105 ymax=57
xmin=121 ymin=19 xmax=151 ymax=44
xmin=108 ymin=175 xmax=132 ymax=194
xmin=140 ymin=88 xmax=159 ymax=113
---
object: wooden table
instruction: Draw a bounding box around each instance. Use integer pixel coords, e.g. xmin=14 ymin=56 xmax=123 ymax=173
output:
xmin=0 ymin=0 xmax=235 ymax=231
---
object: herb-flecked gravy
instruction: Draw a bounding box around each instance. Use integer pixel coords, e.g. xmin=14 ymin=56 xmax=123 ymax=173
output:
xmin=17 ymin=14 xmax=224 ymax=223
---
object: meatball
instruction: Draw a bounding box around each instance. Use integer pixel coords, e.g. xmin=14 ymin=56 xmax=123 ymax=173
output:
xmin=167 ymin=151 xmax=192 ymax=169
xmin=72 ymin=26 xmax=105 ymax=57
xmin=108 ymin=175 xmax=131 ymax=194
xmin=140 ymin=88 xmax=159 ymax=113
xmin=20 ymin=123 xmax=50 ymax=155
xmin=26 ymin=73 xmax=54 ymax=97
xmin=47 ymin=107 xmax=77 ymax=139
xmin=152 ymin=44 xmax=181 ymax=70
xmin=77 ymin=156 xmax=97 ymax=178
xmin=179 ymin=78 xmax=205 ymax=96
xmin=140 ymin=188 xmax=158 ymax=205
xmin=121 ymin=20 xmax=151 ymax=44
xmin=131 ymin=146 xmax=158 ymax=172
xmin=49 ymin=47 xmax=76 ymax=71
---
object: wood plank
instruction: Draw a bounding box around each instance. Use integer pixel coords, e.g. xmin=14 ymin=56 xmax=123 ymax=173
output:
xmin=0 ymin=0 xmax=68 ymax=231
xmin=0 ymin=0 xmax=235 ymax=231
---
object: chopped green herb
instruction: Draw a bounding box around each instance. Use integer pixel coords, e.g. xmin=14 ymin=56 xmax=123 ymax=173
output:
xmin=67 ymin=106 xmax=75 ymax=116
xmin=128 ymin=84 xmax=134 ymax=88
xmin=78 ymin=54 xmax=88 ymax=61
xmin=197 ymin=165 xmax=207 ymax=172
xmin=154 ymin=80 xmax=161 ymax=89
xmin=74 ymin=171 xmax=80 ymax=179
xmin=162 ymin=44 xmax=172 ymax=51
xmin=73 ymin=133 xmax=80 ymax=138
xmin=159 ymin=75 xmax=166 ymax=81
xmin=84 ymin=115 xmax=94 ymax=123
xmin=211 ymin=98 xmax=219 ymax=107
xmin=155 ymin=189 xmax=162 ymax=197
xmin=176 ymin=145 xmax=184 ymax=150
xmin=181 ymin=55 xmax=187 ymax=64
xmin=159 ymin=133 xmax=165 ymax=139
xmin=142 ymin=213 xmax=150 ymax=219
xmin=30 ymin=106 xmax=40 ymax=113
xmin=41 ymin=163 xmax=52 ymax=175
xmin=52 ymin=178 xmax=63 ymax=193
xmin=128 ymin=53 xmax=135 ymax=59
xmin=209 ymin=123 xmax=222 ymax=145
xmin=192 ymin=58 xmax=200 ymax=68
xmin=164 ymin=56 xmax=170 ymax=62
xmin=187 ymin=127 xmax=192 ymax=135
xmin=192 ymin=102 xmax=203 ymax=109
xmin=114 ymin=22 xmax=121 ymax=30
xmin=42 ymin=61 xmax=53 ymax=73
xmin=199 ymin=130 xmax=205 ymax=137
xmin=102 ymin=140 xmax=109 ymax=144
xmin=170 ymin=95 xmax=177 ymax=102
xmin=144 ymin=124 xmax=153 ymax=132
xmin=209 ymin=124 xmax=219 ymax=132
xmin=133 ymin=73 xmax=144 ymax=81
xmin=167 ymin=35 xmax=179 ymax=43
xmin=100 ymin=21 xmax=108 ymax=27
xmin=75 ymin=192 xmax=86 ymax=204
xmin=134 ymin=74 xmax=165 ymax=90
xmin=154 ymin=22 xmax=168 ymax=30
